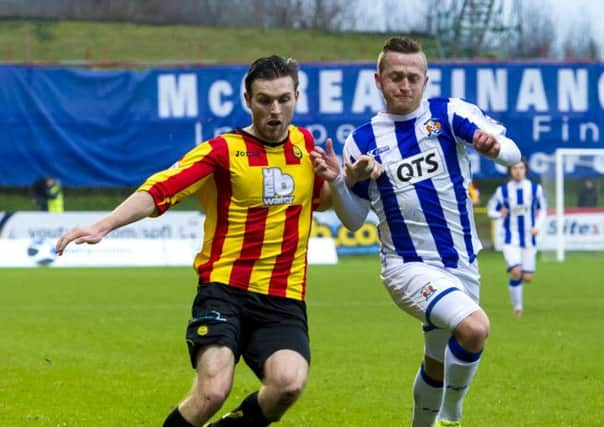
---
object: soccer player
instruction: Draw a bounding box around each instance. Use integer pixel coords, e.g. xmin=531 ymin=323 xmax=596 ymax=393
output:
xmin=311 ymin=37 xmax=521 ymax=427
xmin=55 ymin=56 xmax=331 ymax=427
xmin=487 ymin=159 xmax=547 ymax=317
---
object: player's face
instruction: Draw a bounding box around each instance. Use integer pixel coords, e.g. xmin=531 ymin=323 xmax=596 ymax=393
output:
xmin=245 ymin=76 xmax=298 ymax=143
xmin=375 ymin=51 xmax=428 ymax=115
xmin=510 ymin=162 xmax=527 ymax=181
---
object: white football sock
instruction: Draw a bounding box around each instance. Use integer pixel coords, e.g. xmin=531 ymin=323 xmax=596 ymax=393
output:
xmin=439 ymin=337 xmax=482 ymax=422
xmin=509 ymin=278 xmax=523 ymax=311
xmin=412 ymin=363 xmax=443 ymax=427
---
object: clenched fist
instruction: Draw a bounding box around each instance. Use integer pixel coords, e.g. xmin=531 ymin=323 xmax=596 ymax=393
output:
xmin=472 ymin=129 xmax=500 ymax=158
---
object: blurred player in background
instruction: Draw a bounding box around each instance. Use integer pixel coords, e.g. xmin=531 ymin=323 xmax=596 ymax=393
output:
xmin=487 ymin=159 xmax=547 ymax=317
xmin=56 ymin=55 xmax=331 ymax=427
xmin=31 ymin=176 xmax=64 ymax=212
xmin=312 ymin=36 xmax=521 ymax=427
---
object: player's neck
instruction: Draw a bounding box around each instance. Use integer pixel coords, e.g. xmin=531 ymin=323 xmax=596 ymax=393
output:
xmin=240 ymin=126 xmax=288 ymax=147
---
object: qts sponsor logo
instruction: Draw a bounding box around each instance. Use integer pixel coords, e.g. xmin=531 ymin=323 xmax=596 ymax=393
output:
xmin=387 ymin=148 xmax=445 ymax=188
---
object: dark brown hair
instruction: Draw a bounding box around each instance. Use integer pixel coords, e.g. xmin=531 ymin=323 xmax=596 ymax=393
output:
xmin=244 ymin=55 xmax=299 ymax=94
xmin=507 ymin=157 xmax=529 ymax=177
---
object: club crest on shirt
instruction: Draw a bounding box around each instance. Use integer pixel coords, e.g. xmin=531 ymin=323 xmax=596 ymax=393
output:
xmin=292 ymin=145 xmax=303 ymax=159
xmin=424 ymin=118 xmax=442 ymax=136
xmin=420 ymin=283 xmax=438 ymax=300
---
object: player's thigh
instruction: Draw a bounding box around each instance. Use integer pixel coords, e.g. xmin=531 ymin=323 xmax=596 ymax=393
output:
xmin=242 ymin=295 xmax=310 ymax=380
xmin=503 ymin=245 xmax=522 ymax=271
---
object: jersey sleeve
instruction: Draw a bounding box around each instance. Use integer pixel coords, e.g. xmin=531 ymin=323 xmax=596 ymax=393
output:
xmin=137 ymin=137 xmax=227 ymax=215
xmin=447 ymin=98 xmax=521 ymax=165
xmin=343 ymin=133 xmax=371 ymax=200
xmin=487 ymin=186 xmax=504 ymax=219
xmin=447 ymin=98 xmax=508 ymax=143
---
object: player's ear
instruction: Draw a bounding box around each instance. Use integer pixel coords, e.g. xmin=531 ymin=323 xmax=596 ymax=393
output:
xmin=244 ymin=91 xmax=252 ymax=109
xmin=374 ymin=72 xmax=382 ymax=91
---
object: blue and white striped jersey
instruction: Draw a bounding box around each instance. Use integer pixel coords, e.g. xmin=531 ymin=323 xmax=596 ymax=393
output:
xmin=487 ymin=179 xmax=547 ymax=248
xmin=343 ymin=97 xmax=517 ymax=277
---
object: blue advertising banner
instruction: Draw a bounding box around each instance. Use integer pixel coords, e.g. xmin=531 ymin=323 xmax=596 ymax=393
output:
xmin=1 ymin=62 xmax=603 ymax=187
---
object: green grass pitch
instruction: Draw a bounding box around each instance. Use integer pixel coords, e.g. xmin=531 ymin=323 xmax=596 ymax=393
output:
xmin=1 ymin=251 xmax=602 ymax=426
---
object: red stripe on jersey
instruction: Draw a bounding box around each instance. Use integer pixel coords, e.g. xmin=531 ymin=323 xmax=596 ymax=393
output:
xmin=197 ymin=140 xmax=232 ymax=283
xmin=298 ymin=126 xmax=315 ymax=154
xmin=283 ymin=138 xmax=301 ymax=165
xmin=297 ymin=127 xmax=324 ymax=210
xmin=268 ymin=205 xmax=302 ymax=297
xmin=147 ymin=161 xmax=214 ymax=214
xmin=147 ymin=137 xmax=227 ymax=214
xmin=299 ymin=206 xmax=316 ymax=300
xmin=241 ymin=133 xmax=269 ymax=166
xmin=228 ymin=207 xmax=269 ymax=289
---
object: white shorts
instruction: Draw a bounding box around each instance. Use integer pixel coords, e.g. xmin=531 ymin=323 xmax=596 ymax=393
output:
xmin=503 ymin=245 xmax=537 ymax=273
xmin=381 ymin=262 xmax=482 ymax=362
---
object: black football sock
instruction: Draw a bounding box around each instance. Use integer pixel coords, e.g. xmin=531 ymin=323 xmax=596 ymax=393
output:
xmin=211 ymin=391 xmax=271 ymax=426
xmin=163 ymin=407 xmax=196 ymax=427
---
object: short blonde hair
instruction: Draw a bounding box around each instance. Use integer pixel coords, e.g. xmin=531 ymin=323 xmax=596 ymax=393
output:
xmin=377 ymin=37 xmax=427 ymax=74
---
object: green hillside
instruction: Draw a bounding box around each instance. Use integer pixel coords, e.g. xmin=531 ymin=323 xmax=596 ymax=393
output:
xmin=0 ymin=20 xmax=436 ymax=64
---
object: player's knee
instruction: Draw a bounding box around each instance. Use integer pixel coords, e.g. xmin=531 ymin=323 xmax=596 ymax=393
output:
xmin=272 ymin=372 xmax=305 ymax=406
xmin=510 ymin=267 xmax=523 ymax=280
xmin=455 ymin=310 xmax=490 ymax=351
xmin=262 ymin=369 xmax=306 ymax=418
xmin=523 ymin=273 xmax=533 ymax=282
xmin=192 ymin=383 xmax=230 ymax=415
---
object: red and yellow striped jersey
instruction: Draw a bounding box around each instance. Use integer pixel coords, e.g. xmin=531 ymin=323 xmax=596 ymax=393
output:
xmin=137 ymin=125 xmax=324 ymax=301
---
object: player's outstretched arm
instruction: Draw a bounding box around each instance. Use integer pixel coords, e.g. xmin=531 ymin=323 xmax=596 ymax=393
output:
xmin=472 ymin=129 xmax=521 ymax=166
xmin=55 ymin=191 xmax=156 ymax=255
xmin=311 ymin=139 xmax=373 ymax=230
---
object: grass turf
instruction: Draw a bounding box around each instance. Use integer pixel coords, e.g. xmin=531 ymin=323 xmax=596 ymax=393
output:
xmin=1 ymin=252 xmax=602 ymax=426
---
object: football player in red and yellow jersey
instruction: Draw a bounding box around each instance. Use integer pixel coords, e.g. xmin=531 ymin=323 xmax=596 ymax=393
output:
xmin=56 ymin=56 xmax=331 ymax=427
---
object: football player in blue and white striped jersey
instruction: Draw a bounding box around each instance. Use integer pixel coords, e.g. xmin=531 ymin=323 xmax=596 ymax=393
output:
xmin=487 ymin=159 xmax=547 ymax=317
xmin=312 ymin=36 xmax=521 ymax=427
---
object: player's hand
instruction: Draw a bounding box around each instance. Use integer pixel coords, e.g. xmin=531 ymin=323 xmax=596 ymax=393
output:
xmin=472 ymin=129 xmax=500 ymax=158
xmin=344 ymin=155 xmax=384 ymax=185
xmin=311 ymin=138 xmax=342 ymax=182
xmin=531 ymin=227 xmax=539 ymax=236
xmin=500 ymin=207 xmax=509 ymax=218
xmin=55 ymin=225 xmax=106 ymax=256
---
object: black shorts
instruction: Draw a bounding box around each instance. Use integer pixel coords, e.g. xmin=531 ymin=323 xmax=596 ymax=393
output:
xmin=185 ymin=282 xmax=310 ymax=379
